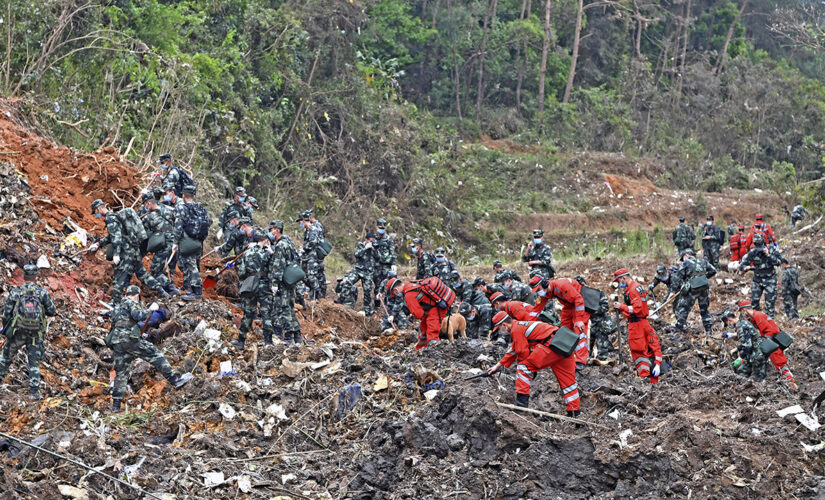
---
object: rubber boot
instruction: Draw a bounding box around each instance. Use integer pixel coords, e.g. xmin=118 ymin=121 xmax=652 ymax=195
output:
xmin=273 ymin=325 xmax=284 ymax=342
xmin=165 ymin=282 xmax=182 ymax=296
xmin=705 ymin=326 xmax=713 ymax=337
xmin=262 ymin=330 xmax=273 ymax=345
xmin=283 ymin=331 xmax=294 ymax=345
xmin=29 ymin=387 xmax=41 ymax=400
xmin=515 ymin=393 xmax=530 ymax=408
xmin=567 ymin=409 xmax=581 ymax=418
xmin=230 ymin=335 xmax=245 ymax=349
xmin=156 ymin=287 xmax=171 ymax=299
xmin=183 ymin=286 xmax=202 ymax=301
xmin=111 ymin=399 xmax=122 ymax=413
xmin=292 ymin=331 xmax=304 ymax=345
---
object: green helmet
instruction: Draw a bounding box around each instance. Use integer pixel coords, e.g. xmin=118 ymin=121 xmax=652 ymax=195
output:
xmin=752 ymin=233 xmax=765 ymax=246
xmin=125 ymin=285 xmax=141 ymax=296
xmin=91 ymin=199 xmax=105 ymax=214
xmin=23 ymin=264 xmax=39 ymax=277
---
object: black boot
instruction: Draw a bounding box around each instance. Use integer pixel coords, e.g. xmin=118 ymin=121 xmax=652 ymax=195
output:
xmin=567 ymin=409 xmax=580 ymax=418
xmin=156 ymin=287 xmax=171 ymax=299
xmin=283 ymin=331 xmax=294 ymax=345
xmin=262 ymin=331 xmax=273 ymax=345
xmin=292 ymin=331 xmax=304 ymax=344
xmin=165 ymin=282 xmax=182 ymax=296
xmin=29 ymin=387 xmax=41 ymax=400
xmin=515 ymin=393 xmax=530 ymax=408
xmin=230 ymin=337 xmax=245 ymax=349
xmin=112 ymin=399 xmax=122 ymax=413
xmin=273 ymin=325 xmax=284 ymax=342
xmin=183 ymin=286 xmax=202 ymax=301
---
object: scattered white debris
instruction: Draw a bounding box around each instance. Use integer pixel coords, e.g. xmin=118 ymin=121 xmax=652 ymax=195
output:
xmin=424 ymin=389 xmax=439 ymax=400
xmin=36 ymin=255 xmax=50 ymax=268
xmin=281 ymin=473 xmax=297 ymax=485
xmin=608 ymin=410 xmax=620 ymax=420
xmin=619 ymin=429 xmax=633 ymax=448
xmin=724 ymin=278 xmax=734 ymax=284
xmin=745 ymin=397 xmax=753 ymax=403
xmin=795 ymin=414 xmax=821 ymax=432
xmin=57 ymin=485 xmax=87 ymax=499
xmin=218 ymin=403 xmax=236 ymax=421
xmin=236 ymin=475 xmax=252 ymax=493
xmin=265 ymin=403 xmax=288 ymax=420
xmin=203 ymin=471 xmax=226 ymax=488
xmin=802 ymin=442 xmax=825 ymax=452
xmin=219 ymin=360 xmax=234 ymax=376
xmin=777 ymin=405 xmax=804 ymax=418
xmin=715 ymin=278 xmax=723 ymax=285
xmin=819 ymin=371 xmax=825 ymax=382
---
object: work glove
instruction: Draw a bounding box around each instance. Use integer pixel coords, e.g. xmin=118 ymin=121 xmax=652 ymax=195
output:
xmin=722 ymin=330 xmax=736 ymax=339
xmin=387 ymin=315 xmax=394 ymax=323
xmin=148 ymin=302 xmax=160 ymax=312
xmin=573 ymin=321 xmax=586 ymax=333
xmin=732 ymin=358 xmax=743 ymax=369
xmin=364 ymin=242 xmax=373 ymax=250
xmin=486 ymin=363 xmax=501 ymax=376
xmin=113 ymin=255 xmax=121 ymax=265
xmin=537 ymin=290 xmax=547 ymax=297
xmin=540 ymin=278 xmax=549 ymax=289
xmin=376 ymin=293 xmax=382 ymax=301
xmin=225 ymin=261 xmax=235 ymax=269
xmin=248 ymin=242 xmax=257 ymax=249
xmin=651 ymin=364 xmax=661 ymax=377
xmin=271 ymin=286 xmax=279 ymax=295
xmin=216 ymin=228 xmax=224 ymax=241
xmin=437 ymin=300 xmax=448 ymax=309
xmin=89 ymin=243 xmax=100 ymax=252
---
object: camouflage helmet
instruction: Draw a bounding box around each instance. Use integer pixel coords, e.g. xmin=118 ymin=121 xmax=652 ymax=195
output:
xmin=458 ymin=302 xmax=473 ymax=316
xmin=450 ymin=269 xmax=460 ymax=280
xmin=681 ymin=248 xmax=695 ymax=257
xmin=412 ymin=237 xmax=423 ymax=245
xmin=752 ymin=233 xmax=765 ymax=245
xmin=573 ymin=275 xmax=586 ymax=285
xmin=269 ymin=219 xmax=284 ymax=231
xmin=532 ymin=229 xmax=544 ymax=238
xmin=91 ymin=199 xmax=105 ymax=214
xmin=655 ymin=264 xmax=668 ymax=279
xmin=295 ymin=212 xmax=305 ymax=222
xmin=125 ymin=285 xmax=141 ymax=296
xmin=159 ymin=153 xmax=172 ymax=162
xmin=472 ymin=277 xmax=486 ymax=288
xmin=435 ymin=247 xmax=445 ymax=256
xmin=721 ymin=310 xmax=736 ymax=324
xmin=376 ymin=218 xmax=387 ymax=228
xmin=238 ymin=217 xmax=253 ymax=227
xmin=23 ymin=264 xmax=39 ymax=278
xmin=234 ymin=186 xmax=246 ymax=195
xmin=493 ymin=260 xmax=502 ymax=269
xmin=247 ymin=197 xmax=259 ymax=209
xmin=141 ymin=190 xmax=157 ymax=202
xmin=679 ymin=216 xmax=685 ymax=222
xmin=182 ymin=184 xmax=197 ymax=195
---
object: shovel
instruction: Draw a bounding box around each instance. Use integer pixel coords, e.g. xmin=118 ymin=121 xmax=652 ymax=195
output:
xmin=163 ymin=246 xmax=178 ymax=281
xmin=200 ymin=243 xmax=225 ymax=261
xmin=203 ymin=249 xmax=247 ymax=289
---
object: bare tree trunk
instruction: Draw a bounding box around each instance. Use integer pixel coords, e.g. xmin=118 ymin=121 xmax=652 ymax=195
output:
xmin=516 ymin=0 xmax=531 ymax=111
xmin=538 ymin=0 xmax=552 ymax=114
xmin=562 ymin=0 xmax=584 ymax=103
xmin=675 ymin=0 xmax=692 ymax=95
xmin=716 ymin=0 xmax=749 ymax=75
xmin=476 ymin=0 xmax=498 ymax=118
xmin=632 ymin=0 xmax=642 ymax=59
xmin=448 ymin=0 xmax=462 ymax=120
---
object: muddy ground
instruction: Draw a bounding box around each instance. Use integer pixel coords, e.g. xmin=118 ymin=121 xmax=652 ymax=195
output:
xmin=1 ymin=106 xmax=824 ymax=499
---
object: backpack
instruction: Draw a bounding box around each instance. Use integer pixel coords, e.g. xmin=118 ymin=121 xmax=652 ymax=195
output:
xmin=115 ymin=208 xmax=148 ymax=247
xmin=183 ymin=203 xmax=212 ymax=241
xmin=171 ymin=166 xmax=196 ymax=197
xmin=414 ymin=277 xmax=456 ymax=308
xmin=12 ymin=287 xmax=44 ymax=334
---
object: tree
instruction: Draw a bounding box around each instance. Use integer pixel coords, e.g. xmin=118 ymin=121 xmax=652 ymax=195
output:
xmin=538 ymin=0 xmax=552 ymax=113
xmin=562 ymin=0 xmax=584 ymax=103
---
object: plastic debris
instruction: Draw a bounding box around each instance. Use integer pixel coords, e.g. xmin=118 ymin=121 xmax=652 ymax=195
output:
xmin=265 ymin=403 xmax=288 ymax=420
xmin=36 ymin=255 xmax=50 ymax=269
xmin=203 ymin=471 xmax=225 ymax=487
xmin=336 ymin=383 xmax=362 ymax=420
xmin=218 ymin=403 xmax=236 ymax=421
xmin=777 ymin=405 xmax=804 ymax=418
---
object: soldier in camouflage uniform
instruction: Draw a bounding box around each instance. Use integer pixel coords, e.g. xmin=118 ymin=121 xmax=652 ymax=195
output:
xmin=493 ymin=260 xmax=521 ymax=283
xmin=231 ymin=223 xmax=275 ymax=349
xmin=378 ymin=271 xmax=409 ymax=331
xmin=107 ymin=285 xmax=191 ymax=412
xmin=701 ymin=214 xmax=725 ymax=270
xmin=573 ymin=275 xmax=616 ymax=364
xmin=469 ymin=278 xmax=492 ymax=307
xmin=648 ymin=263 xmax=683 ymax=316
xmin=173 ymin=186 xmax=209 ymax=300
xmin=221 ymin=213 xmax=253 ymax=257
xmin=90 ymin=199 xmax=169 ymax=304
xmin=267 ymin=220 xmax=303 ymax=344
xmin=790 ymin=204 xmax=809 ymax=229
xmin=334 ymin=272 xmax=359 ymax=308
xmin=672 ymin=216 xmax=695 ymax=256
xmin=780 ymin=263 xmax=801 ymax=320
xmin=218 ymin=187 xmax=253 ymax=241
xmin=721 ymin=311 xmax=767 ymax=381
xmin=411 ymin=238 xmax=435 ymax=279
xmin=0 ymin=265 xmax=56 ymax=399
xmin=159 ymin=153 xmax=194 ymax=197
xmin=372 ymin=219 xmax=396 ymax=310
xmin=306 ymin=210 xmax=328 ymax=297
xmin=500 ymin=277 xmax=532 ymax=302
xmin=449 ymin=270 xmax=474 ymax=303
xmin=298 ymin=212 xmax=324 ymax=301
xmin=522 ymin=229 xmax=555 ymax=279
xmin=141 ymin=192 xmax=181 ymax=296
xmin=727 ymin=220 xmax=738 ymax=237
xmin=674 ymin=248 xmax=717 ymax=335
xmin=353 ymin=233 xmax=376 ymax=316
xmin=431 ymin=247 xmax=457 ymax=284
xmin=740 ymin=233 xmax=787 ymax=316
xmin=458 ymin=302 xmax=494 ymax=340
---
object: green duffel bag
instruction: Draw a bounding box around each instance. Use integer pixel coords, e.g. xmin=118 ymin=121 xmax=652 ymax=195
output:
xmin=284 ymin=263 xmax=306 ymax=286
xmin=580 ymin=285 xmax=602 ymax=314
xmin=147 ymin=232 xmax=167 ymax=253
xmin=688 ymin=274 xmax=709 ymax=290
xmin=774 ymin=331 xmax=794 ymax=351
xmin=105 ymin=244 xmax=115 ymax=261
xmin=317 ymin=237 xmax=334 ymax=258
xmin=179 ymin=236 xmax=203 ymax=257
xmin=759 ymin=337 xmax=780 ymax=356
xmin=239 ymin=275 xmax=260 ymax=296
xmin=549 ymin=326 xmax=578 ymax=358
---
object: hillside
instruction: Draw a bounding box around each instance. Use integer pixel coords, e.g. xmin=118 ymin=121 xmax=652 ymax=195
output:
xmin=1 ymin=100 xmax=825 ymax=499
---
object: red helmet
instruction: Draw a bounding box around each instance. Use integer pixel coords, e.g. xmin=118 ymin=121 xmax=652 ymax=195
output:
xmin=492 ymin=311 xmax=510 ymax=332
xmin=737 ymin=300 xmax=752 ymax=309
xmin=386 ymin=278 xmax=400 ymax=294
xmin=612 ymin=268 xmax=630 ymax=282
xmin=528 ymin=275 xmax=542 ymax=286
xmin=489 ymin=291 xmax=505 ymax=303
xmin=755 ymin=213 xmax=763 ymax=221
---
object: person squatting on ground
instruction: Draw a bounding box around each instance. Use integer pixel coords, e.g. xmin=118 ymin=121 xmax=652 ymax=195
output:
xmin=0 ymin=265 xmax=57 ymax=400
xmin=486 ymin=313 xmax=580 ymax=417
xmin=532 ymin=278 xmax=590 ymax=369
xmin=388 ymin=276 xmax=454 ymax=350
xmin=721 ymin=311 xmax=767 ymax=382
xmin=737 ymin=300 xmax=796 ymax=390
xmin=613 ymin=269 xmax=663 ymax=384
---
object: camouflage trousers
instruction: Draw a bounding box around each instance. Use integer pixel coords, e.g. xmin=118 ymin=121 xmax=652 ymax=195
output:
xmin=675 ymin=288 xmax=712 ymax=332
xmin=302 ymin=258 xmax=324 ymax=300
xmin=703 ymin=243 xmax=720 ymax=270
xmin=380 ymin=295 xmax=409 ymax=331
xmin=782 ymin=291 xmax=800 ymax=320
xmin=178 ymin=252 xmax=202 ymax=293
xmin=353 ymin=268 xmax=374 ymax=315
xmin=239 ymin=291 xmax=274 ymax=342
xmin=273 ymin=285 xmax=301 ymax=335
xmin=372 ymin=267 xmax=392 ymax=308
xmin=335 ymin=281 xmax=358 ymax=308
xmin=0 ymin=331 xmax=43 ymax=389
xmin=149 ymin=244 xmax=175 ymax=288
xmin=112 ymin=250 xmax=163 ymax=303
xmin=590 ymin=314 xmax=617 ymax=361
xmin=750 ymin=274 xmax=777 ymax=317
xmin=735 ymin=348 xmax=767 ymax=382
xmin=111 ymin=338 xmax=175 ymax=402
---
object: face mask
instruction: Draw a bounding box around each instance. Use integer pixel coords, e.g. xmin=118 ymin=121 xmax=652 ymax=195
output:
xmin=238 ymin=196 xmax=246 ymax=203
xmin=95 ymin=213 xmax=103 ymax=219
xmin=267 ymin=233 xmax=275 ymax=241
xmin=706 ymin=221 xmax=712 ymax=226
xmin=377 ymin=228 xmax=385 ymax=235
xmin=533 ymin=238 xmax=542 ymax=245
xmin=163 ymin=195 xmax=172 ymax=203
xmin=502 ymin=284 xmax=511 ymax=290
xmin=228 ymin=223 xmax=236 ymax=230
xmin=411 ymin=247 xmax=418 ymax=254
xmin=537 ymin=290 xmax=547 ymax=297
xmin=436 ymin=256 xmax=445 ymax=263
xmin=475 ymin=289 xmax=483 ymax=296
xmin=161 ymin=164 xmax=168 ymax=170
xmin=467 ymin=314 xmax=476 ymax=321
xmin=618 ymin=282 xmax=627 ymax=289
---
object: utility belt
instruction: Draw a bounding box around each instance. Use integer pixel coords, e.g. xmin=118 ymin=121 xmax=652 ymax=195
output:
xmin=628 ymin=317 xmax=644 ymax=323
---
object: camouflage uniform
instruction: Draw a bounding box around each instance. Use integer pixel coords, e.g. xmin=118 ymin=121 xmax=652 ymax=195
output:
xmin=589 ymin=293 xmax=617 ymax=362
xmin=378 ymin=276 xmax=409 ymax=331
xmin=649 ymin=265 xmax=683 ymax=316
xmin=790 ymin=205 xmax=809 ymax=229
xmin=672 ymin=222 xmax=695 ymax=255
xmin=431 ymin=257 xmax=458 ymax=285
xmin=674 ymin=255 xmax=717 ymax=333
xmin=174 ymin=200 xmax=208 ymax=295
xmin=732 ymin=319 xmax=767 ymax=381
xmin=301 ymin=224 xmax=324 ymax=300
xmin=414 ymin=252 xmax=436 ymax=280
xmin=311 ymin=218 xmax=328 ymax=297
xmin=494 ymin=269 xmax=522 ymax=283
xmin=100 ymin=211 xmax=165 ymax=303
xmin=269 ymin=234 xmax=302 ymax=342
xmin=522 ymin=241 xmax=554 ymax=279
xmin=334 ymin=272 xmax=359 ymax=308
xmin=727 ymin=222 xmax=738 ymax=237
xmin=142 ymin=204 xmax=177 ymax=290
xmin=468 ymin=287 xmax=492 ymax=307
xmin=701 ymin=222 xmax=725 ymax=270
xmin=161 ymin=196 xmax=185 ymax=273
xmin=780 ymin=266 xmax=801 ymax=320
xmin=353 ymin=241 xmax=375 ymax=315
xmin=460 ymin=304 xmax=495 ymax=339
xmin=221 ymin=227 xmax=254 ymax=257
xmin=0 ymin=281 xmax=56 ymax=391
xmin=237 ymin=243 xmax=275 ymax=344
xmin=451 ymin=277 xmax=474 ymax=304
xmin=501 ymin=280 xmax=532 ymax=303
xmin=740 ymin=242 xmax=786 ymax=316
xmin=161 ymin=165 xmax=194 ymax=197
xmin=372 ymin=234 xmax=396 ymax=308
xmin=219 ymin=201 xmax=252 ymax=233
xmin=107 ymin=297 xmax=177 ymax=406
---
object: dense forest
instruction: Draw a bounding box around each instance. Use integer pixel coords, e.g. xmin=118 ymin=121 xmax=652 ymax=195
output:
xmin=2 ymin=0 xmax=825 ymax=239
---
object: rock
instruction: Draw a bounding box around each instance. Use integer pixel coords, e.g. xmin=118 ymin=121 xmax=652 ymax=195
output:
xmin=446 ymin=433 xmax=465 ymax=451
